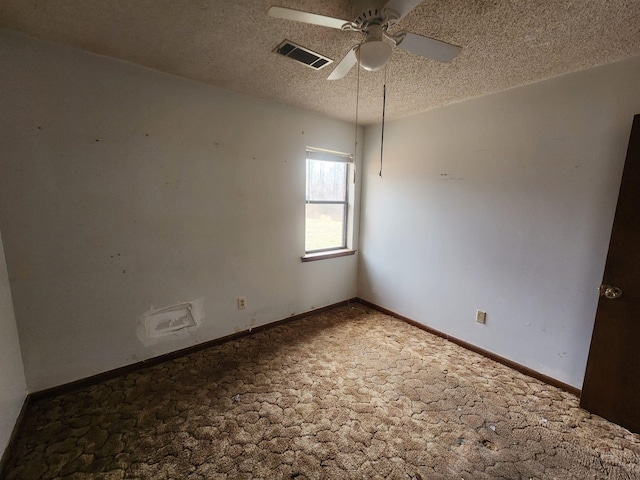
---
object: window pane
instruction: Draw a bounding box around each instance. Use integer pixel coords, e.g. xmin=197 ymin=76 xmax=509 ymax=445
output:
xmin=306 ymin=160 xmax=347 ymax=201
xmin=305 ymin=203 xmax=345 ymax=251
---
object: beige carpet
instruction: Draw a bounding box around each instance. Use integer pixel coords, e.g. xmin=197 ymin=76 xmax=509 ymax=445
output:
xmin=4 ymin=303 xmax=640 ymax=479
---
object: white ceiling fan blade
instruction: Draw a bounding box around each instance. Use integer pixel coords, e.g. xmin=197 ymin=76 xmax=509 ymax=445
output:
xmin=268 ymin=6 xmax=349 ymax=30
xmin=327 ymin=48 xmax=358 ymax=80
xmin=397 ymin=32 xmax=462 ymax=63
xmin=383 ymin=0 xmax=424 ymax=20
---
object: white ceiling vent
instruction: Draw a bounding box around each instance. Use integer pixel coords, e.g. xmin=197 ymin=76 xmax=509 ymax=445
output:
xmin=274 ymin=40 xmax=333 ymax=70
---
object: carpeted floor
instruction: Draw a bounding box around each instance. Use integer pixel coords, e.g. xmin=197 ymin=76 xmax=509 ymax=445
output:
xmin=4 ymin=303 xmax=640 ymax=479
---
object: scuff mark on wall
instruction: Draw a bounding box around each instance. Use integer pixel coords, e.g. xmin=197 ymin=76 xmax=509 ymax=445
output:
xmin=136 ymin=297 xmax=205 ymax=346
xmin=145 ymin=304 xmax=195 ymax=337
xmin=13 ymin=262 xmax=32 ymax=281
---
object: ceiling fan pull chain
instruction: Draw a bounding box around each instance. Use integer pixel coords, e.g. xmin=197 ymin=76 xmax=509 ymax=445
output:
xmin=354 ymin=54 xmax=361 ymax=184
xmin=380 ymin=65 xmax=388 ymax=177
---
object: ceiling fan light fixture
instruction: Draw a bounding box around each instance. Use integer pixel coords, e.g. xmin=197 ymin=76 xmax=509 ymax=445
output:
xmin=357 ymin=40 xmax=392 ymax=71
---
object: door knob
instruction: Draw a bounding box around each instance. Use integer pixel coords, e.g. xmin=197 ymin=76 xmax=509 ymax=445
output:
xmin=599 ymin=284 xmax=623 ymax=299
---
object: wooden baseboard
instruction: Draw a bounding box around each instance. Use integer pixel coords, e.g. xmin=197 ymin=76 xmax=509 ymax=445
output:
xmin=7 ymin=295 xmax=579 ymax=476
xmin=30 ymin=298 xmax=359 ymax=402
xmin=31 ymin=297 xmax=580 ymax=400
xmin=0 ymin=394 xmax=31 ymax=479
xmin=357 ymin=299 xmax=581 ymax=397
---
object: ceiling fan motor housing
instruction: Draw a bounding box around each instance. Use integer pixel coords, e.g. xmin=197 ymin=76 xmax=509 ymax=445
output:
xmin=351 ymin=7 xmax=399 ymax=30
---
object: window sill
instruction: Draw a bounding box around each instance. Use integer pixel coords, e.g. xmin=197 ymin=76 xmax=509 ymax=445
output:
xmin=301 ymin=249 xmax=356 ymax=262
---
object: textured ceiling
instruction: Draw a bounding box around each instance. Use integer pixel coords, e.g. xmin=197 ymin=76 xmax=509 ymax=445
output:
xmin=1 ymin=0 xmax=639 ymax=124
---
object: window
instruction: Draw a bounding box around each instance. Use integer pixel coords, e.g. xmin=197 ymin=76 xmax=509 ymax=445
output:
xmin=305 ymin=148 xmax=352 ymax=254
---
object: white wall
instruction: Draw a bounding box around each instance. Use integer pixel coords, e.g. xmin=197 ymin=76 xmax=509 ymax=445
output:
xmin=358 ymin=56 xmax=640 ymax=389
xmin=0 ymin=30 xmax=361 ymax=392
xmin=0 ymin=228 xmax=27 ymax=457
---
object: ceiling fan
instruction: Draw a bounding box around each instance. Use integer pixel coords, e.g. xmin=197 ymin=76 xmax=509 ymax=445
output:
xmin=268 ymin=0 xmax=462 ymax=80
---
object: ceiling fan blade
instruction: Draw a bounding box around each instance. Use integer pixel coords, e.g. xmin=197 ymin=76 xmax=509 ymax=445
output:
xmin=267 ymin=6 xmax=349 ymax=30
xmin=397 ymin=32 xmax=461 ymax=63
xmin=383 ymin=0 xmax=424 ymax=20
xmin=327 ymin=48 xmax=357 ymax=80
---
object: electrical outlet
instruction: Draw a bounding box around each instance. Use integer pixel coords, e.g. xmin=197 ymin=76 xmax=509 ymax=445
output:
xmin=237 ymin=296 xmax=247 ymax=310
xmin=476 ymin=310 xmax=487 ymax=324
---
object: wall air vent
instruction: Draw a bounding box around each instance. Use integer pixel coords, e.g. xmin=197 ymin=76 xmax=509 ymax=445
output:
xmin=274 ymin=40 xmax=333 ymax=70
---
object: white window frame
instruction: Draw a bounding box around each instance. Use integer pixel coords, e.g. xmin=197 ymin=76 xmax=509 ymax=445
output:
xmin=302 ymin=148 xmax=356 ymax=262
